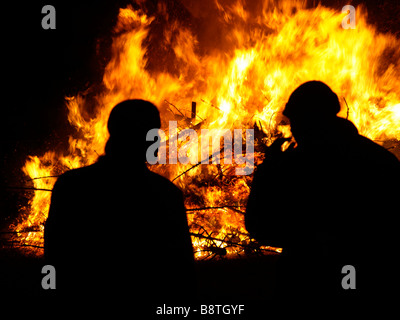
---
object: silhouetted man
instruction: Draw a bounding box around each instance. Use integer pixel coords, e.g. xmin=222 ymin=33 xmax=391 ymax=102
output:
xmin=246 ymin=81 xmax=399 ymax=309
xmin=44 ymin=99 xmax=195 ymax=306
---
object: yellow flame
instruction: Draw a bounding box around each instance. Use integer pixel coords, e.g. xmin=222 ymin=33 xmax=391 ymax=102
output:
xmin=14 ymin=1 xmax=400 ymax=258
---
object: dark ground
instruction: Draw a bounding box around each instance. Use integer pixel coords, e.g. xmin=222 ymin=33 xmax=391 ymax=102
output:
xmin=0 ymin=250 xmax=279 ymax=296
xmin=0 ymin=249 xmax=279 ymax=318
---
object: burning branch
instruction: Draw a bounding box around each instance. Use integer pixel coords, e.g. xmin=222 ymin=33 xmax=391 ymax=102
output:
xmin=191 ymin=101 xmax=196 ymax=119
xmin=187 ymin=206 xmax=244 ymax=214
xmin=4 ymin=186 xmax=53 ymax=192
xmin=26 ymin=175 xmax=60 ymax=181
xmin=164 ymin=99 xmax=186 ymax=118
xmin=172 ymin=146 xmax=225 ymax=182
xmin=343 ymin=97 xmax=350 ymax=120
xmin=190 ymin=224 xmax=274 ymax=260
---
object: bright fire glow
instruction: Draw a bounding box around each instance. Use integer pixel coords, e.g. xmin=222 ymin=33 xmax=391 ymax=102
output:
xmin=12 ymin=1 xmax=400 ymax=259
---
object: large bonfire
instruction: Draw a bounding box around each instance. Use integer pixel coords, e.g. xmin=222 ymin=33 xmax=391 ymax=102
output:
xmin=11 ymin=0 xmax=400 ymax=260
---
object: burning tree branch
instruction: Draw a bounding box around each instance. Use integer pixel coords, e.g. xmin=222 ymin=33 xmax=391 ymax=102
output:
xmin=190 ymin=228 xmax=275 ymax=261
xmin=172 ymin=146 xmax=226 ymax=182
xmin=26 ymin=175 xmax=60 ymax=181
xmin=187 ymin=205 xmax=245 ymax=214
xmin=4 ymin=186 xmax=53 ymax=192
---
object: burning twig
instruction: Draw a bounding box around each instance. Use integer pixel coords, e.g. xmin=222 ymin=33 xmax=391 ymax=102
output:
xmin=190 ymin=225 xmax=229 ymax=260
xmin=0 ymin=230 xmax=41 ymax=234
xmin=172 ymin=161 xmax=201 ymax=182
xmin=200 ymin=98 xmax=222 ymax=112
xmin=191 ymin=101 xmax=197 ymax=119
xmin=186 ymin=205 xmax=244 ymax=214
xmin=343 ymin=97 xmax=350 ymax=120
xmin=26 ymin=175 xmax=60 ymax=181
xmin=172 ymin=146 xmax=225 ymax=182
xmin=210 ymin=166 xmax=231 ymax=182
xmin=4 ymin=241 xmax=44 ymax=249
xmin=4 ymin=186 xmax=53 ymax=192
xmin=164 ymin=99 xmax=186 ymax=118
xmin=165 ymin=100 xmax=204 ymax=123
xmin=190 ymin=231 xmax=270 ymax=260
xmin=268 ymin=112 xmax=276 ymax=139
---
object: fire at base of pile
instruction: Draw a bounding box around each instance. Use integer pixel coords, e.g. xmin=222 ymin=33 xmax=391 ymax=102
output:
xmin=4 ymin=1 xmax=400 ymax=259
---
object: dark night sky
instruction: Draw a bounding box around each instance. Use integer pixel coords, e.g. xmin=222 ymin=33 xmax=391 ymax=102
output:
xmin=1 ymin=1 xmax=125 ymax=229
xmin=2 ymin=1 xmax=122 ymax=142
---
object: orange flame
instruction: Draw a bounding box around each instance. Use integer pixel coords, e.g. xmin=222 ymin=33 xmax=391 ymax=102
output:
xmin=13 ymin=1 xmax=399 ymax=259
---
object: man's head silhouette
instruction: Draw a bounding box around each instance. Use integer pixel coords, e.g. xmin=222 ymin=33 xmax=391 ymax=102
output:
xmin=283 ymin=81 xmax=341 ymax=146
xmin=105 ymin=99 xmax=161 ymax=162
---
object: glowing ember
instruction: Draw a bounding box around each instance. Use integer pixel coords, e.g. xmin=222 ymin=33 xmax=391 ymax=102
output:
xmin=11 ymin=1 xmax=400 ymax=259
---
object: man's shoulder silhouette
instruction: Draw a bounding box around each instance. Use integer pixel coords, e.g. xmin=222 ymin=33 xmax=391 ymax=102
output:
xmin=246 ymin=81 xmax=399 ymax=306
xmin=353 ymin=133 xmax=399 ymax=166
xmin=44 ymin=100 xmax=195 ymax=304
xmin=54 ymin=157 xmax=183 ymax=196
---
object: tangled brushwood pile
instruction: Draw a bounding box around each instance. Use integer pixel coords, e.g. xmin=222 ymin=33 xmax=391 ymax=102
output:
xmin=4 ymin=0 xmax=400 ymax=259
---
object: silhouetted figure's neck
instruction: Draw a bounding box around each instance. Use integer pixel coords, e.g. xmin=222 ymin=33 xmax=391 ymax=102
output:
xmin=100 ymin=154 xmax=148 ymax=170
xmin=103 ymin=136 xmax=148 ymax=170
